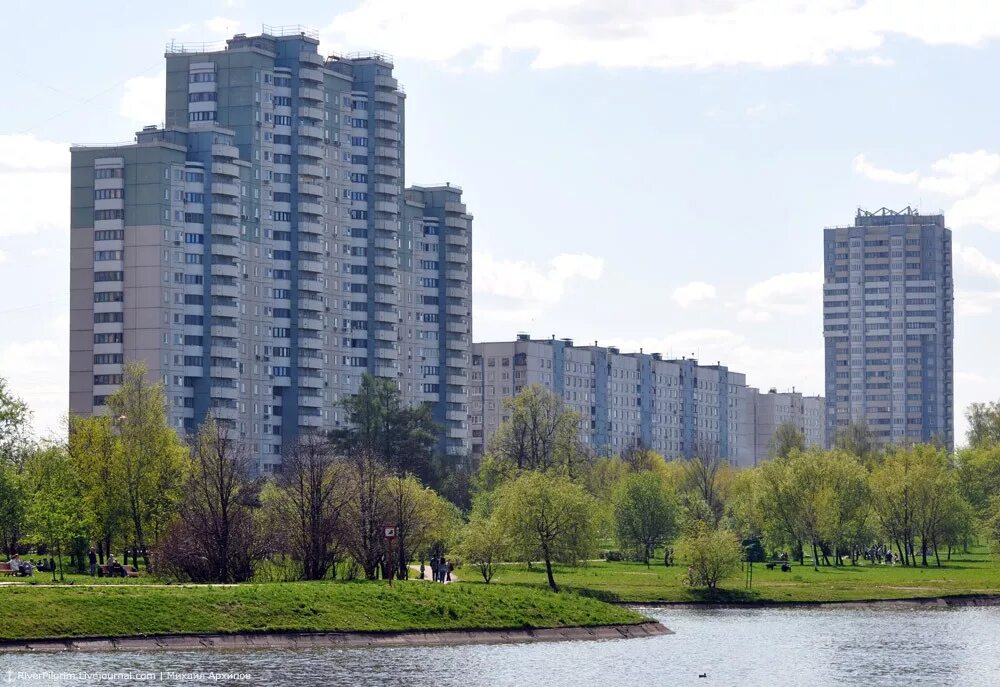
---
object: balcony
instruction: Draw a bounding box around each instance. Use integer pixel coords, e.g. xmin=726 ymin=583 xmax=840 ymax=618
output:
xmin=446 ymin=304 xmax=467 ymax=316
xmin=298 ymin=144 xmax=324 ymax=160
xmin=373 ymin=290 xmax=398 ymax=306
xmin=374 ymin=146 xmax=399 ymax=160
xmin=445 ymin=201 xmax=466 ymax=214
xmin=211 ymin=323 xmax=239 ymax=339
xmin=299 ymin=86 xmax=323 ymax=102
xmin=299 ymin=106 xmax=324 ymax=121
xmin=447 ymin=286 xmax=470 ymax=299
xmin=374 ymin=164 xmax=400 ymax=178
xmin=445 ymin=266 xmax=469 ymax=280
xmin=373 ymin=273 xmax=397 ymax=287
xmin=374 ymin=308 xmax=398 ymax=323
xmin=212 ymin=143 xmax=240 ymax=159
xmin=210 ymin=365 xmax=238 ymax=379
xmin=446 ymin=374 xmax=468 ymax=386
xmin=374 ymin=127 xmax=400 ymax=143
xmin=373 ymin=201 xmax=397 ymax=214
xmin=374 ymin=183 xmax=400 ymax=195
xmin=374 ymin=237 xmax=397 ymax=250
xmin=298 ymin=200 xmax=324 ymax=215
xmin=374 ymin=91 xmax=397 ymax=104
xmin=445 ymin=231 xmax=469 ymax=247
xmin=374 ymin=109 xmax=399 ymax=124
xmin=445 ymin=216 xmax=467 ymax=228
xmin=374 ymin=347 xmax=399 ymax=361
xmin=374 ymin=74 xmax=398 ymax=89
xmin=374 ymin=365 xmax=398 ymax=378
xmin=299 ymin=66 xmax=323 ymax=83
xmin=211 ymin=182 xmax=240 ymax=197
xmin=299 ymin=316 xmax=323 ymax=331
xmin=212 ymin=202 xmax=239 ymax=217
xmin=372 ymin=326 xmax=395 ymax=341
xmin=212 ymin=162 xmax=240 ymax=178
xmin=211 ymin=301 xmax=238 ymax=317
xmin=299 ymin=221 xmax=323 ymax=237
xmin=210 ymin=283 xmax=239 ymax=298
xmin=299 ymin=181 xmax=325 ymax=197
xmin=211 ymin=223 xmax=240 ymax=238
xmin=446 ymin=319 xmax=468 ymax=333
xmin=210 ymin=242 xmax=239 ymax=258
xmin=298 ymin=123 xmax=325 ymax=140
xmin=299 ymin=163 xmax=324 ymax=178
xmin=374 ymin=255 xmax=398 ymax=269
xmin=446 ymin=409 xmax=465 ymax=421
xmin=298 ymin=258 xmax=324 ymax=273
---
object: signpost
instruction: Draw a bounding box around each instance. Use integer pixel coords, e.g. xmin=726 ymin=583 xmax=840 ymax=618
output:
xmin=384 ymin=525 xmax=398 ymax=586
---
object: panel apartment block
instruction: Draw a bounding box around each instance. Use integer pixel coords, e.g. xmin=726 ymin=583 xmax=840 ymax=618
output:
xmin=69 ymin=28 xmax=472 ymax=470
xmin=823 ymin=207 xmax=953 ymax=451
xmin=744 ymin=388 xmax=826 ymax=465
xmin=471 ymin=335 xmax=751 ymax=464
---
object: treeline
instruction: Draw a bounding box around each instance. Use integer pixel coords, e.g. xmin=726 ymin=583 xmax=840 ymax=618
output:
xmin=0 ymin=365 xmax=462 ymax=582
xmin=3 ymin=375 xmax=1000 ymax=590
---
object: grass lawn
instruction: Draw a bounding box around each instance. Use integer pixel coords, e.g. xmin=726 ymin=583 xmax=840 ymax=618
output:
xmin=0 ymin=581 xmax=646 ymax=642
xmin=488 ymin=547 xmax=1000 ymax=604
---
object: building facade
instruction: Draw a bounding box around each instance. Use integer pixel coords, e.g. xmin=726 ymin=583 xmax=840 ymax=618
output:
xmin=823 ymin=207 xmax=953 ymax=451
xmin=471 ymin=335 xmax=752 ymax=465
xmin=69 ymin=28 xmax=472 ymax=471
xmin=744 ymin=388 xmax=826 ymax=465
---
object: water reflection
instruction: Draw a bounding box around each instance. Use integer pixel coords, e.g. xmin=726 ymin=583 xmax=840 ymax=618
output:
xmin=1 ymin=606 xmax=998 ymax=686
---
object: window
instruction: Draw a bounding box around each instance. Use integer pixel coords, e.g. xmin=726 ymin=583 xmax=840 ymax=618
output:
xmin=94 ymin=374 xmax=123 ymax=385
xmin=93 ymin=353 xmax=123 ymax=365
xmin=184 ymin=233 xmax=204 ymax=244
xmin=185 ymin=171 xmax=204 ymax=182
xmin=94 ymin=333 xmax=123 ymax=344
xmin=351 ymin=136 xmax=368 ymax=147
xmin=94 ymin=271 xmax=124 ymax=282
xmin=419 ymin=260 xmax=439 ymax=270
xmin=94 ymin=250 xmax=122 ymax=261
xmin=94 ymin=291 xmax=123 ymax=303
xmin=272 ymin=96 xmax=292 ymax=107
xmin=419 ymin=278 xmax=439 ymax=288
xmin=188 ymin=92 xmax=217 ymax=102
xmin=94 ymin=230 xmax=123 ymax=241
xmin=95 ymin=209 xmax=124 ymax=220
xmin=94 ymin=189 xmax=123 ymax=199
xmin=95 ymin=168 xmax=123 ymax=179
xmin=273 ymin=115 xmax=292 ymax=126
xmin=94 ymin=312 xmax=123 ymax=323
xmin=183 ymin=192 xmax=204 ymax=203
xmin=188 ymin=111 xmax=217 ymax=122
xmin=184 ymin=253 xmax=203 ymax=264
xmin=190 ymin=71 xmax=216 ymax=83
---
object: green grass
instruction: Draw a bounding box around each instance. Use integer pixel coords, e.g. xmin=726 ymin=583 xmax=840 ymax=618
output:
xmin=489 ymin=547 xmax=1000 ymax=604
xmin=0 ymin=581 xmax=646 ymax=642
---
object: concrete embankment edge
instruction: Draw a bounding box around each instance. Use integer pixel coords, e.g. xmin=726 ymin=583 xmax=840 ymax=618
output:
xmin=0 ymin=621 xmax=671 ymax=653
xmin=630 ymin=594 xmax=1000 ymax=609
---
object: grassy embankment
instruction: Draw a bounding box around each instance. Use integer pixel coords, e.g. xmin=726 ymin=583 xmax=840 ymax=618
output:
xmin=0 ymin=581 xmax=646 ymax=642
xmin=490 ymin=546 xmax=1000 ymax=604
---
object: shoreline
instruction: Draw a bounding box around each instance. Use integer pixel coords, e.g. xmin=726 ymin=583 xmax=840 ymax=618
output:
xmin=0 ymin=621 xmax=670 ymax=654
xmin=626 ymin=593 xmax=1000 ymax=609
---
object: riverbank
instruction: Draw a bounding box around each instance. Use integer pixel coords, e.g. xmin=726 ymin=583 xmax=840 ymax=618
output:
xmin=491 ymin=547 xmax=1000 ymax=604
xmin=0 ymin=621 xmax=669 ymax=653
xmin=0 ymin=581 xmax=647 ymax=643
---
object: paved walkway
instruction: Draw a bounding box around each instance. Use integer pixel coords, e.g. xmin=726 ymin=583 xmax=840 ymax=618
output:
xmin=408 ymin=563 xmax=458 ymax=583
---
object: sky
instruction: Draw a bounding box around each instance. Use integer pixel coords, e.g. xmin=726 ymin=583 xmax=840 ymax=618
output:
xmin=3 ymin=0 xmax=1000 ymax=446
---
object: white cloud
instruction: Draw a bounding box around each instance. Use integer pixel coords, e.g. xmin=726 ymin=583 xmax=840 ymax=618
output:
xmin=745 ymin=271 xmax=822 ymax=315
xmin=120 ymin=69 xmax=166 ymax=125
xmin=956 ymin=289 xmax=1000 ymax=317
xmin=853 ymin=153 xmax=918 ymax=185
xmin=671 ymin=281 xmax=717 ymax=308
xmin=204 ymin=16 xmax=241 ymax=36
xmin=0 ymin=316 xmax=68 ymax=442
xmin=168 ymin=23 xmax=192 ymax=34
xmin=321 ymin=0 xmax=1000 ymax=72
xmin=473 ymin=251 xmax=603 ymax=325
xmin=0 ymin=135 xmax=68 ymax=238
xmin=737 ymin=307 xmax=772 ymax=323
xmin=954 ymin=242 xmax=1000 ymax=281
xmin=851 ymin=54 xmax=895 ymax=66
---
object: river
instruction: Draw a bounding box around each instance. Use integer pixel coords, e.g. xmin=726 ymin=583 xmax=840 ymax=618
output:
xmin=2 ymin=605 xmax=998 ymax=686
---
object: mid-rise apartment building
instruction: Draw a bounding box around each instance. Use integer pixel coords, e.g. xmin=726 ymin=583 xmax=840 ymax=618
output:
xmin=69 ymin=28 xmax=472 ymax=471
xmin=744 ymin=388 xmax=826 ymax=465
xmin=823 ymin=207 xmax=953 ymax=451
xmin=471 ymin=335 xmax=752 ymax=464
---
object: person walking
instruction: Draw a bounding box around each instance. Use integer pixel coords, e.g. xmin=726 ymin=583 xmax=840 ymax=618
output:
xmin=446 ymin=560 xmax=453 ymax=583
xmin=88 ymin=548 xmax=98 ymax=577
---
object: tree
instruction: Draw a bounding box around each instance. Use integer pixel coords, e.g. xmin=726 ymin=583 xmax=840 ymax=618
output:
xmin=613 ymin=471 xmax=678 ymax=565
xmin=681 ymin=524 xmax=742 ymax=591
xmin=682 ymin=455 xmax=731 ymax=529
xmin=458 ymin=514 xmax=510 ymax=583
xmin=769 ymin=422 xmax=805 ymax=460
xmin=955 ymin=445 xmax=1000 ymax=517
xmin=105 ymin=361 xmax=187 ymax=568
xmin=68 ymin=414 xmax=127 ymax=562
xmin=487 ymin=384 xmax=588 ymax=477
xmin=965 ymin=400 xmax=1000 ymax=449
xmin=388 ymin=475 xmax=461 ymax=579
xmin=330 ymin=374 xmax=440 ymax=484
xmin=0 ymin=377 xmax=32 ymax=468
xmin=272 ymin=433 xmax=348 ymax=580
xmin=833 ymin=421 xmax=879 ymax=464
xmin=24 ymin=446 xmax=85 ymax=581
xmin=0 ymin=460 xmax=26 ymax=557
xmin=172 ymin=419 xmax=260 ymax=582
xmin=341 ymin=446 xmax=390 ymax=579
xmin=493 ymin=471 xmax=598 ymax=591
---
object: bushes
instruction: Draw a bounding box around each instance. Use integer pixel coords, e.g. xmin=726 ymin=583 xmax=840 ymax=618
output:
xmin=681 ymin=525 xmax=742 ymax=591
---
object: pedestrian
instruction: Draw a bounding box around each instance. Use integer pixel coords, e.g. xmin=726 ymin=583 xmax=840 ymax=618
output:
xmin=420 ymin=561 xmax=426 ymax=580
xmin=446 ymin=560 xmax=453 ymax=582
xmin=439 ymin=557 xmax=447 ymax=583
xmin=430 ymin=556 xmax=439 ymax=582
xmin=88 ymin=547 xmax=98 ymax=576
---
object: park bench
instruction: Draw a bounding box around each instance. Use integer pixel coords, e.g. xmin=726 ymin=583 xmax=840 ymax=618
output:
xmin=0 ymin=562 xmax=14 ymax=576
xmin=98 ymin=563 xmax=140 ymax=578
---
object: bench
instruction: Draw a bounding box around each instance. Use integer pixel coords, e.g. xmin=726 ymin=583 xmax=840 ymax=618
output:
xmin=97 ymin=563 xmax=140 ymax=578
xmin=0 ymin=562 xmax=14 ymax=576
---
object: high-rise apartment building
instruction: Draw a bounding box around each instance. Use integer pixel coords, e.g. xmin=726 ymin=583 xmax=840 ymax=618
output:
xmin=69 ymin=27 xmax=473 ymax=471
xmin=744 ymin=388 xmax=826 ymax=465
xmin=823 ymin=207 xmax=953 ymax=451
xmin=471 ymin=335 xmax=752 ymax=464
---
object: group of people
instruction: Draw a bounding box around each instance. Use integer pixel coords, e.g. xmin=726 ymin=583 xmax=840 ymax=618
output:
xmin=864 ymin=544 xmax=898 ymax=565
xmin=5 ymin=554 xmax=34 ymax=577
xmin=427 ymin=556 xmax=453 ymax=583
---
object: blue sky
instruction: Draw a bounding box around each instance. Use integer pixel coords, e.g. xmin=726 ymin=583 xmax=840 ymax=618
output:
xmin=3 ymin=0 xmax=1000 ymax=444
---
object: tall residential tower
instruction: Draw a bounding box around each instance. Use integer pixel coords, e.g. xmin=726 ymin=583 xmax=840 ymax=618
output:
xmin=823 ymin=207 xmax=953 ymax=451
xmin=70 ymin=28 xmax=473 ymax=471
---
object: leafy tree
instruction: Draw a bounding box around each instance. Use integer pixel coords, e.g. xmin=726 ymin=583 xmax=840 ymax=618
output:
xmin=681 ymin=524 xmax=742 ymax=591
xmin=105 ymin=361 xmax=187 ymax=568
xmin=493 ymin=471 xmax=598 ymax=591
xmin=272 ymin=433 xmax=348 ymax=580
xmin=769 ymin=421 xmax=805 ymax=460
xmin=170 ymin=419 xmax=260 ymax=582
xmin=487 ymin=384 xmax=588 ymax=477
xmin=965 ymin=400 xmax=1000 ymax=449
xmin=330 ymin=374 xmax=439 ymax=484
xmin=833 ymin=421 xmax=879 ymax=464
xmin=682 ymin=455 xmax=731 ymax=529
xmin=341 ymin=446 xmax=390 ymax=579
xmin=68 ymin=414 xmax=126 ymax=562
xmin=0 ymin=377 xmax=32 ymax=467
xmin=457 ymin=513 xmax=510 ymax=583
xmin=955 ymin=445 xmax=1000 ymax=516
xmin=386 ymin=474 xmax=461 ymax=579
xmin=613 ymin=471 xmax=678 ymax=565
xmin=24 ymin=446 xmax=85 ymax=581
xmin=0 ymin=461 xmax=26 ymax=556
